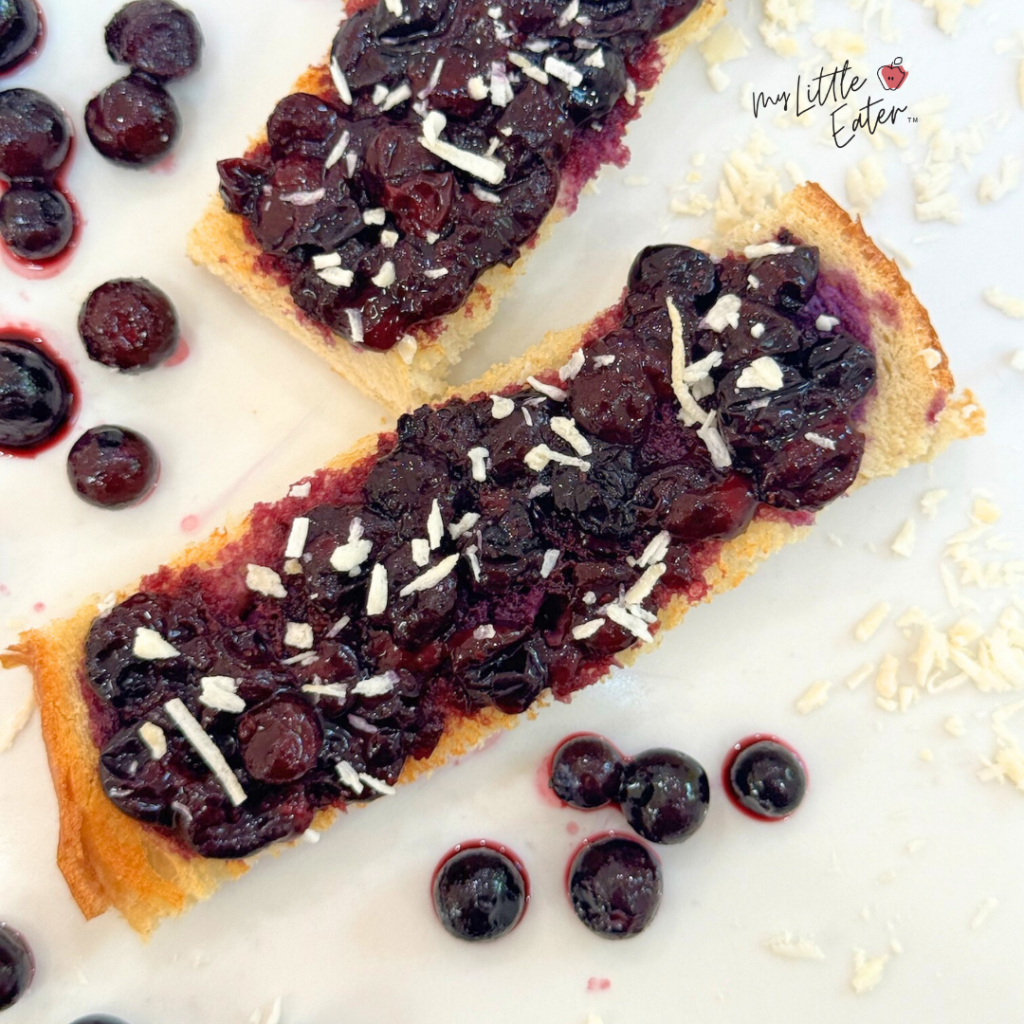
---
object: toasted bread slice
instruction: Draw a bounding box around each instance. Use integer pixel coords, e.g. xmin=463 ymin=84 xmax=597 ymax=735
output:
xmin=186 ymin=0 xmax=726 ymax=414
xmin=3 ymin=185 xmax=983 ymax=935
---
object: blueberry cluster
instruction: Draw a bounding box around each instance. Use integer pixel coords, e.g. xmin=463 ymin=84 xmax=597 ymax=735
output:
xmin=85 ymin=0 xmax=202 ymax=168
xmin=0 ymin=87 xmax=75 ymax=261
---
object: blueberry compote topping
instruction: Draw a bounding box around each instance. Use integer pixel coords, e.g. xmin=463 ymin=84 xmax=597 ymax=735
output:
xmin=0 ymin=88 xmax=69 ymax=181
xmin=0 ymin=923 xmax=33 ymax=1011
xmin=218 ymin=0 xmax=702 ymax=351
xmin=67 ymin=425 xmax=160 ymax=509
xmin=0 ymin=334 xmax=73 ymax=451
xmin=568 ymin=834 xmax=661 ymax=938
xmin=549 ymin=733 xmax=624 ymax=809
xmin=0 ymin=0 xmax=40 ymax=75
xmin=105 ymin=1 xmax=203 ymax=82
xmin=620 ymin=747 xmax=708 ymax=844
xmin=78 ymin=278 xmax=179 ymax=371
xmin=433 ymin=842 xmax=528 ymax=940
xmin=85 ymin=73 xmax=179 ymax=167
xmin=82 ymin=241 xmax=874 ymax=859
xmin=725 ymin=735 xmax=806 ymax=820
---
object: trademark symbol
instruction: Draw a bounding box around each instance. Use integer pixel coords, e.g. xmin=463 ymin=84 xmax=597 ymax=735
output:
xmin=907 ymin=116 xmax=919 ymax=123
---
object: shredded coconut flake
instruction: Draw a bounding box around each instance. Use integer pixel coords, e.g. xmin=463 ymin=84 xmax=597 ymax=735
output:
xmin=743 ymin=242 xmax=795 ymax=258
xmin=427 ymin=499 xmax=444 ymax=550
xmin=138 ymin=721 xmax=167 ymax=760
xmin=400 ymin=553 xmax=460 ymax=596
xmin=199 ymin=676 xmax=245 ymax=714
xmin=336 ymin=760 xmax=363 ymax=794
xmin=544 ymin=55 xmax=583 ymax=87
xmin=541 ymin=549 xmax=561 ymax=578
xmin=815 ymin=315 xmax=840 ymax=332
xmin=527 ymin=376 xmax=568 ymax=402
xmin=701 ymin=293 xmax=742 ymax=332
xmin=796 ymin=679 xmax=831 ymax=714
xmin=605 ymin=603 xmax=654 ymax=643
xmin=850 ymin=948 xmax=889 ymax=995
xmin=279 ymin=188 xmax=325 ymax=207
xmin=330 ymin=59 xmax=353 ymax=105
xmin=133 ymin=627 xmax=180 ymax=660
xmin=572 ymin=619 xmax=605 ymax=640
xmin=352 ymin=671 xmax=399 ymax=698
xmin=324 ymin=129 xmax=350 ymax=171
xmin=984 ymin=288 xmax=1024 ymax=319
xmin=697 ymin=411 xmax=732 ymax=469
xmin=549 ymin=416 xmax=592 ymax=457
xmin=737 ymin=356 xmax=784 ymax=391
xmin=285 ymin=517 xmax=310 ymax=559
xmin=524 ymin=444 xmax=591 ymax=473
xmin=359 ymin=773 xmax=397 ymax=796
xmin=468 ymin=446 xmax=489 ymax=482
xmin=420 ymin=110 xmax=506 ymax=184
xmin=490 ymin=394 xmax=515 ymax=419
xmin=246 ymin=564 xmax=287 ymax=599
xmin=891 ymin=519 xmax=917 ymax=558
xmin=366 ymin=563 xmax=389 ymax=615
xmin=165 ymin=698 xmax=246 ymax=806
xmin=805 ymin=431 xmax=836 ymax=450
xmin=330 ymin=519 xmax=372 ymax=573
xmin=766 ymin=933 xmax=825 ymax=961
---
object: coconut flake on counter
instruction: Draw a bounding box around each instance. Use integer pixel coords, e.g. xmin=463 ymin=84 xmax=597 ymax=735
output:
xmin=984 ymin=288 xmax=1024 ymax=319
xmin=165 ymin=697 xmax=247 ymax=806
xmin=400 ymin=553 xmax=460 ymax=596
xmin=366 ymin=564 xmax=389 ymax=615
xmin=766 ymin=933 xmax=825 ymax=961
xmin=199 ymin=676 xmax=246 ymax=714
xmin=736 ymin=356 xmax=784 ymax=391
xmin=138 ymin=721 xmax=167 ymax=760
xmin=796 ymin=679 xmax=831 ymax=714
xmin=850 ymin=948 xmax=889 ymax=995
xmin=133 ymin=627 xmax=180 ymax=660
xmin=891 ymin=519 xmax=917 ymax=557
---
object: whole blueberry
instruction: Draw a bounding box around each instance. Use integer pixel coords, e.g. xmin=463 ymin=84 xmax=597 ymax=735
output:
xmin=568 ymin=835 xmax=662 ymax=939
xmin=0 ymin=0 xmax=40 ymax=75
xmin=0 ymin=183 xmax=73 ymax=260
xmin=620 ymin=748 xmax=709 ymax=844
xmin=78 ymin=278 xmax=179 ymax=372
xmin=433 ymin=845 xmax=528 ymax=941
xmin=85 ymin=73 xmax=179 ymax=167
xmin=728 ymin=739 xmax=806 ymax=819
xmin=105 ymin=0 xmax=203 ymax=81
xmin=66 ymin=425 xmax=159 ymax=509
xmin=0 ymin=923 xmax=34 ymax=1011
xmin=549 ymin=734 xmax=625 ymax=810
xmin=0 ymin=336 xmax=73 ymax=450
xmin=0 ymin=88 xmax=71 ymax=181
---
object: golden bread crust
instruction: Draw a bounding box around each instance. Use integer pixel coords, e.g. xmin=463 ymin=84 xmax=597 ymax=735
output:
xmin=2 ymin=184 xmax=982 ymax=934
xmin=186 ymin=0 xmax=727 ymax=413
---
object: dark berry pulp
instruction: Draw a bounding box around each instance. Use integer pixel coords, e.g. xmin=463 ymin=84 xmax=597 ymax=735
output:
xmin=66 ymin=425 xmax=160 ymax=509
xmin=724 ymin=735 xmax=807 ymax=820
xmin=433 ymin=841 xmax=529 ymax=941
xmin=0 ymin=923 xmax=33 ymax=1011
xmin=549 ymin=732 xmax=624 ymax=809
xmin=620 ymin=747 xmax=709 ymax=844
xmin=0 ymin=0 xmax=40 ymax=75
xmin=219 ymin=0 xmax=701 ymax=351
xmin=81 ymin=240 xmax=873 ymax=859
xmin=78 ymin=278 xmax=179 ymax=371
xmin=568 ymin=834 xmax=662 ymax=938
xmin=0 ymin=332 xmax=74 ymax=453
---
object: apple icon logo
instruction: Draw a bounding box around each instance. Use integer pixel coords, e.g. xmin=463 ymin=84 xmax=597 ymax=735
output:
xmin=877 ymin=57 xmax=908 ymax=91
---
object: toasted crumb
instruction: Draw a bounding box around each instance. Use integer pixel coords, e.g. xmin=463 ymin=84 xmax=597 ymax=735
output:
xmin=796 ymin=679 xmax=831 ymax=714
xmin=856 ymin=602 xmax=891 ymax=642
xmin=766 ymin=932 xmax=825 ymax=960
xmin=851 ymin=948 xmax=889 ymax=995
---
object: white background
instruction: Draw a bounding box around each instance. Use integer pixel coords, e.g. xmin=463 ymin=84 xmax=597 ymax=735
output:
xmin=1 ymin=0 xmax=1023 ymax=1021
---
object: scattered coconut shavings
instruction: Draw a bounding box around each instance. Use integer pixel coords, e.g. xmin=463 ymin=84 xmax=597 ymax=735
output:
xmin=249 ymin=996 xmax=283 ymax=1024
xmin=527 ymin=376 xmax=568 ymax=402
xmin=699 ymin=22 xmax=750 ymax=92
xmin=199 ymin=676 xmax=245 ymax=714
xmin=165 ymin=698 xmax=246 ymax=806
xmin=524 ymin=444 xmax=591 ymax=473
xmin=133 ymin=627 xmax=180 ymax=660
xmin=420 ymin=110 xmax=505 ymax=185
xmin=736 ymin=356 xmax=784 ymax=391
xmin=971 ymin=896 xmax=998 ymax=929
xmin=572 ymin=619 xmax=605 ymax=640
xmin=891 ymin=519 xmax=917 ymax=558
xmin=921 ymin=489 xmax=949 ymax=519
xmin=978 ymin=155 xmax=1021 ymax=203
xmin=605 ymin=603 xmax=654 ymax=643
xmin=697 ymin=412 xmax=732 ymax=469
xmin=945 ymin=714 xmax=966 ymax=736
xmin=855 ymin=602 xmax=891 ymax=642
xmin=875 ymin=654 xmax=900 ymax=702
xmin=550 ymin=417 xmax=593 ymax=457
xmin=366 ymin=563 xmax=388 ymax=615
xmin=352 ymin=671 xmax=399 ymax=698
xmin=812 ymin=28 xmax=865 ymax=61
xmin=912 ymin=0 xmax=984 ymax=37
xmin=846 ymin=155 xmax=888 ymax=214
xmin=796 ymin=679 xmax=831 ymax=714
xmin=399 ymin=553 xmax=460 ymax=597
xmin=702 ymin=294 xmax=742 ymax=333
xmin=766 ymin=933 xmax=825 ymax=960
xmin=983 ymin=288 xmax=1024 ymax=319
xmin=0 ymin=690 xmax=35 ymax=753
xmin=851 ymin=948 xmax=889 ymax=995
xmin=246 ymin=564 xmax=287 ymax=599
xmin=845 ymin=663 xmax=875 ymax=690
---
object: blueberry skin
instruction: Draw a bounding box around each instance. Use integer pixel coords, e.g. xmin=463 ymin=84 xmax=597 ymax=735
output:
xmin=619 ymin=747 xmax=710 ymax=844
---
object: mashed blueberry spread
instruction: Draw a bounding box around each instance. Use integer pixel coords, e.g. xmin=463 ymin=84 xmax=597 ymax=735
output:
xmin=215 ymin=0 xmax=702 ymax=351
xmin=85 ymin=241 xmax=875 ymax=859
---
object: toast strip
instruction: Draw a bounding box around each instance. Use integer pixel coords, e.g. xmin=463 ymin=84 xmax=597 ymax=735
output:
xmin=4 ymin=185 xmax=982 ymax=934
xmin=187 ymin=0 xmax=726 ymax=414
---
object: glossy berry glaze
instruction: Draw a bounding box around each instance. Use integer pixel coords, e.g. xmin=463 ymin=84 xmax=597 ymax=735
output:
xmin=568 ymin=832 xmax=661 ymax=938
xmin=549 ymin=732 xmax=624 ymax=809
xmin=432 ymin=840 xmax=529 ymax=940
xmin=723 ymin=733 xmax=807 ymax=821
xmin=217 ymin=0 xmax=701 ymax=351
xmin=0 ymin=922 xmax=33 ymax=1011
xmin=67 ymin=425 xmax=160 ymax=509
xmin=0 ymin=0 xmax=41 ymax=76
xmin=0 ymin=87 xmax=78 ymax=269
xmin=0 ymin=332 xmax=76 ymax=456
xmin=81 ymin=241 xmax=874 ymax=860
xmin=78 ymin=278 xmax=180 ymax=371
